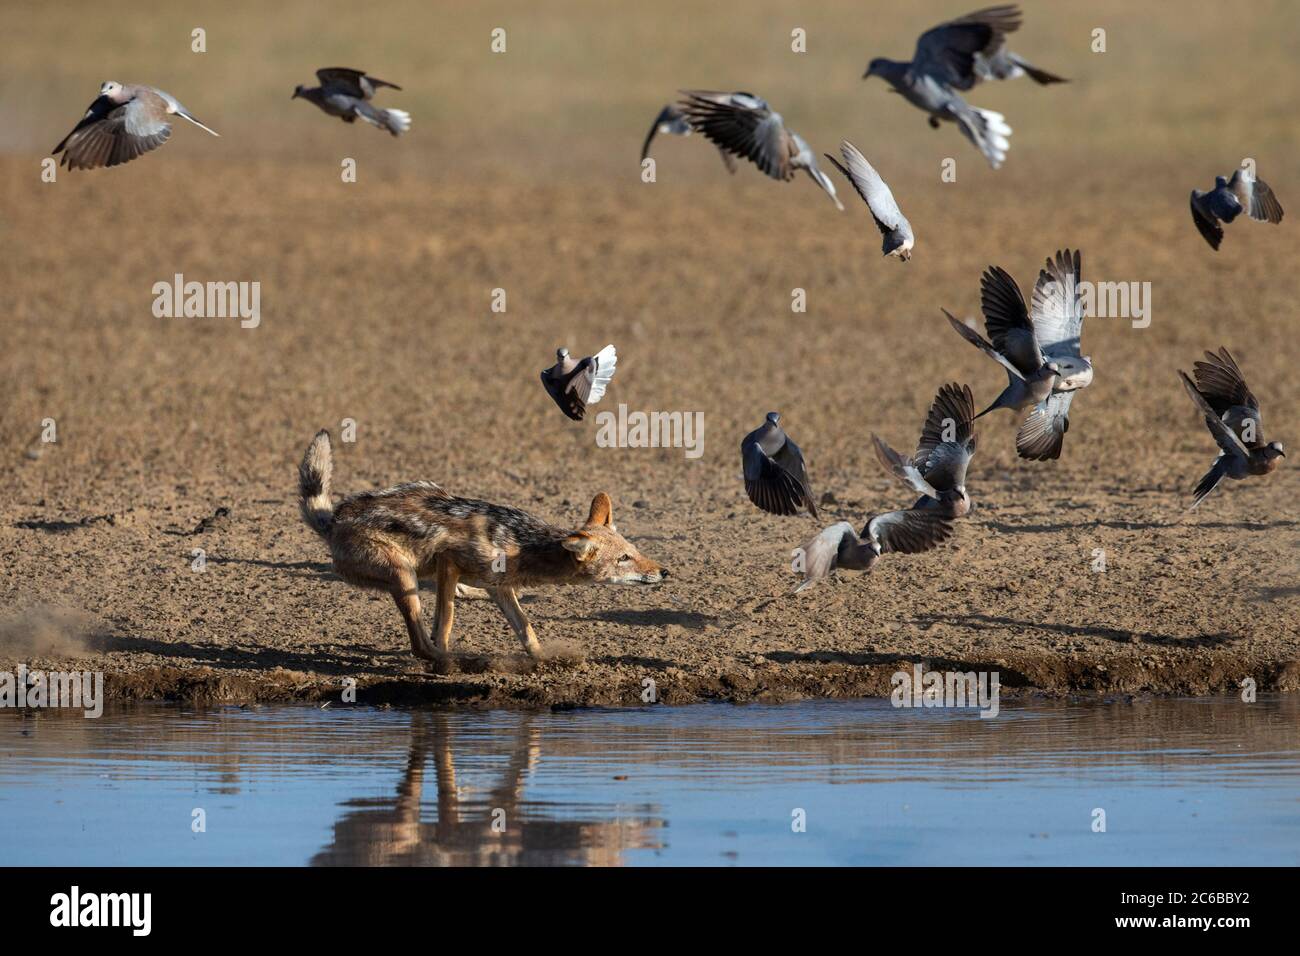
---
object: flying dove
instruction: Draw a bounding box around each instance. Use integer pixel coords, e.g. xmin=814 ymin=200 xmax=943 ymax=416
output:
xmin=1178 ymin=348 xmax=1284 ymax=510
xmin=873 ymin=383 xmax=977 ymax=517
xmin=293 ymin=68 xmax=411 ymax=137
xmin=862 ymin=6 xmax=1039 ymax=168
xmin=677 ymin=91 xmax=843 ymax=210
xmin=793 ymin=510 xmax=954 ymax=593
xmin=540 ymin=345 xmax=617 ymax=421
xmin=52 ymin=82 xmax=219 ymax=170
xmin=946 ymin=249 xmax=1091 ymax=460
xmin=741 ymin=412 xmax=819 ymax=518
xmin=641 ymin=103 xmax=736 ymax=173
xmin=1190 ymin=164 xmax=1284 ymax=250
xmin=824 ymin=140 xmax=914 ymax=261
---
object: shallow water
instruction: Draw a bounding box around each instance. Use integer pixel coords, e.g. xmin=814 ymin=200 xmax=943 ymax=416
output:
xmin=1 ymin=696 xmax=1297 ymax=866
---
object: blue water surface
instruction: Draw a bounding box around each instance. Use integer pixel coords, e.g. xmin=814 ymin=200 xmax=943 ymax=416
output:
xmin=1 ymin=696 xmax=1296 ymax=866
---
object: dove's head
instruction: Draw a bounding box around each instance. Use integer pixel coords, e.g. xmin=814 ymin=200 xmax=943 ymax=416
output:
xmin=1265 ymin=441 xmax=1285 ymax=461
xmin=1052 ymin=356 xmax=1094 ymax=390
xmin=292 ymin=84 xmax=305 ymax=100
xmin=940 ymin=487 xmax=971 ymax=518
xmin=886 ymin=234 xmax=914 ymax=262
xmin=765 ymin=412 xmax=781 ymax=427
xmin=864 ymin=58 xmax=908 ymax=83
xmin=556 ymin=347 xmax=570 ymax=360
xmin=99 ymin=81 xmax=125 ymax=101
xmin=955 ymin=488 xmax=972 ymax=517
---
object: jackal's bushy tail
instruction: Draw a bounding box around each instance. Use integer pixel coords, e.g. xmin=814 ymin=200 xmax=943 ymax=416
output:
xmin=299 ymin=429 xmax=334 ymax=537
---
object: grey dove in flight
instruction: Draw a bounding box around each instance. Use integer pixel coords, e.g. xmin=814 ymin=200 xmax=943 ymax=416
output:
xmin=742 ymin=412 xmax=819 ymax=518
xmin=946 ymin=249 xmax=1092 ymax=460
xmin=540 ymin=345 xmax=617 ymax=421
xmin=862 ymin=6 xmax=1055 ymax=168
xmin=793 ymin=509 xmax=954 ymax=593
xmin=873 ymin=383 xmax=978 ymax=518
xmin=1179 ymin=348 xmax=1284 ymax=510
xmin=53 ymin=81 xmax=219 ymax=170
xmin=825 ymin=140 xmax=914 ymax=261
xmin=1190 ymin=164 xmax=1284 ymax=250
xmin=293 ymin=68 xmax=411 ymax=136
xmin=677 ymin=91 xmax=843 ymax=210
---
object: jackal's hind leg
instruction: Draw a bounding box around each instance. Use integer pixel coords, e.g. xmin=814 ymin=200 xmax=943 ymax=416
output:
xmin=391 ymin=572 xmax=437 ymax=661
xmin=454 ymin=583 xmax=491 ymax=600
xmin=433 ymin=557 xmax=460 ymax=655
xmin=489 ymin=585 xmax=544 ymax=658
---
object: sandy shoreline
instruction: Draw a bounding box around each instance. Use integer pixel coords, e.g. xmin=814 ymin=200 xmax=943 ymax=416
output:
xmin=6 ymin=643 xmax=1296 ymax=709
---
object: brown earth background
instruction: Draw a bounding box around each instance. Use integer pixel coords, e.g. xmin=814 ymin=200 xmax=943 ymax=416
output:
xmin=1 ymin=0 xmax=1298 ymax=706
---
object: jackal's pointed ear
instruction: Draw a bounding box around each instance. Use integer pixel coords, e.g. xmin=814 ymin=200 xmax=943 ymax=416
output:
xmin=562 ymin=531 xmax=599 ymax=561
xmin=585 ymin=492 xmax=613 ymax=527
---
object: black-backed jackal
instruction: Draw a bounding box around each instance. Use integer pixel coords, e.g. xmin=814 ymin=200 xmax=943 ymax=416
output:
xmin=297 ymin=430 xmax=668 ymax=661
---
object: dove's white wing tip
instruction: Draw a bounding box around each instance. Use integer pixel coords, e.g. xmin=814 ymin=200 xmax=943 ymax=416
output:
xmin=585 ymin=345 xmax=618 ymax=404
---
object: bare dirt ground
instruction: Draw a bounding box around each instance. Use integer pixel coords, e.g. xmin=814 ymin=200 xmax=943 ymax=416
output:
xmin=1 ymin=0 xmax=1297 ymax=706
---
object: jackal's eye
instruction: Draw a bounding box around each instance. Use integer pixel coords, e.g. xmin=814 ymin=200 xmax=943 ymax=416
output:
xmin=618 ymin=554 xmax=632 ymax=562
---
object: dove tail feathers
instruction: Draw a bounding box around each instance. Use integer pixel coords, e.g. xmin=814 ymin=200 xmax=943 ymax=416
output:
xmin=1188 ymin=459 xmax=1228 ymax=512
xmin=382 ymin=108 xmax=411 ymax=136
xmin=958 ymin=105 xmax=1012 ymax=169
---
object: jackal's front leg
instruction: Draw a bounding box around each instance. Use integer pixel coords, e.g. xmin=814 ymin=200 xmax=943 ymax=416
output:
xmin=433 ymin=557 xmax=460 ymax=655
xmin=489 ymin=585 xmax=544 ymax=658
